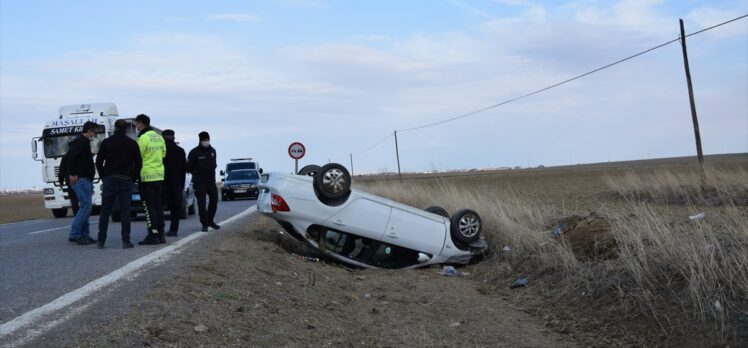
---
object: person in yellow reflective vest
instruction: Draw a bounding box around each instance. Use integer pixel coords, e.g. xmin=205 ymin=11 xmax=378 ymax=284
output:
xmin=134 ymin=114 xmax=167 ymax=245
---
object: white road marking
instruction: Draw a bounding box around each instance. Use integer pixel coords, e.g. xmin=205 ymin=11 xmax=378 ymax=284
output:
xmin=27 ymin=221 xmax=100 ymax=235
xmin=0 ymin=206 xmax=256 ymax=344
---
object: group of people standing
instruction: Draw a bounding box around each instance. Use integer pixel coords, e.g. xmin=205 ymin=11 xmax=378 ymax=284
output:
xmin=61 ymin=114 xmax=221 ymax=249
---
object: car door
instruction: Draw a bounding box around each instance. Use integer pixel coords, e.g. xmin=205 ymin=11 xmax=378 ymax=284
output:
xmin=323 ymin=198 xmax=391 ymax=241
xmin=382 ymin=208 xmax=446 ymax=257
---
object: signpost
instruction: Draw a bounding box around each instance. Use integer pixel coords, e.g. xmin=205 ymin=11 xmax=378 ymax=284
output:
xmin=288 ymin=142 xmax=306 ymax=174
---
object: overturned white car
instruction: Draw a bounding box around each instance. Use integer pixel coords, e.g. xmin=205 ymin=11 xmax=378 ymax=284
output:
xmin=257 ymin=163 xmax=488 ymax=269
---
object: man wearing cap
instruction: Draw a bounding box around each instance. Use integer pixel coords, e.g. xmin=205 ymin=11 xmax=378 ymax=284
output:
xmin=187 ymin=131 xmax=220 ymax=232
xmin=134 ymin=114 xmax=167 ymax=245
xmin=95 ymin=119 xmax=142 ymax=249
xmin=63 ymin=121 xmax=99 ymax=245
xmin=161 ymin=129 xmax=186 ymax=237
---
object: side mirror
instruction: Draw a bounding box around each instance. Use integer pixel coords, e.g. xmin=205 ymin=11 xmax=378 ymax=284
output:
xmin=220 ymin=170 xmax=225 ymax=176
xmin=31 ymin=138 xmax=40 ymax=161
xmin=417 ymin=253 xmax=430 ymax=263
xmin=221 ymin=178 xmax=225 ymax=182
xmin=259 ymin=168 xmax=264 ymax=174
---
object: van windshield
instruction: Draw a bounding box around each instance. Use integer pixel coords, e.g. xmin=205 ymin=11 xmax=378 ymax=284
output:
xmin=226 ymin=162 xmax=256 ymax=172
xmin=227 ymin=170 xmax=259 ymax=181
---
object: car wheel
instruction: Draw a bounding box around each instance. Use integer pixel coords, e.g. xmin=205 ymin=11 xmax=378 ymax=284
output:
xmin=450 ymin=209 xmax=482 ymax=245
xmin=298 ymin=164 xmax=322 ymax=176
xmin=313 ymin=163 xmax=351 ymax=201
xmin=425 ymin=206 xmax=449 ymax=218
xmin=51 ymin=208 xmax=68 ymax=218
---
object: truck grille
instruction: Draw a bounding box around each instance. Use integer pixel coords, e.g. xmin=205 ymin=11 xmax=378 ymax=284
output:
xmin=54 ymin=166 xmax=60 ymax=177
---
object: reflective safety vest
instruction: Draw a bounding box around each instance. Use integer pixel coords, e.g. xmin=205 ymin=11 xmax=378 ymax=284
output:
xmin=137 ymin=129 xmax=166 ymax=182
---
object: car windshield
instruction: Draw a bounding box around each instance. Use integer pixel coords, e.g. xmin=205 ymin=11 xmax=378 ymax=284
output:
xmin=227 ymin=170 xmax=259 ymax=181
xmin=43 ymin=130 xmax=106 ymax=158
xmin=227 ymin=162 xmax=256 ymax=172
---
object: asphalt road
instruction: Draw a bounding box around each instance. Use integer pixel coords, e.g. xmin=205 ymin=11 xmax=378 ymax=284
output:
xmin=0 ymin=199 xmax=257 ymax=329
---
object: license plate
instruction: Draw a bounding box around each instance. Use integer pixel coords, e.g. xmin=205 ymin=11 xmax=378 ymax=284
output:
xmin=132 ymin=194 xmax=140 ymax=201
xmin=235 ymin=189 xmax=247 ymax=193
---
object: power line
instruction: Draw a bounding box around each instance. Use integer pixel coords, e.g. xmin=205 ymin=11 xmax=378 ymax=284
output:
xmin=396 ymin=13 xmax=747 ymax=133
xmin=333 ymin=14 xmax=747 ymax=163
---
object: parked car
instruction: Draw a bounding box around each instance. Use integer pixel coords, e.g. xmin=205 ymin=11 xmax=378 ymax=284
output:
xmin=221 ymin=169 xmax=260 ymax=201
xmin=111 ymin=180 xmax=195 ymax=222
xmin=257 ymin=163 xmax=487 ymax=269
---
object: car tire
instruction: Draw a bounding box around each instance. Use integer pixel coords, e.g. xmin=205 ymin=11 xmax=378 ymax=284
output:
xmin=298 ymin=164 xmax=322 ymax=176
xmin=450 ymin=209 xmax=482 ymax=245
xmin=313 ymin=163 xmax=352 ymax=202
xmin=425 ymin=206 xmax=449 ymax=218
xmin=52 ymin=208 xmax=68 ymax=218
xmin=112 ymin=213 xmax=121 ymax=222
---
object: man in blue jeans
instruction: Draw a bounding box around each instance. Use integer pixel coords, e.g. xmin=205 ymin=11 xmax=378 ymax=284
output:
xmin=63 ymin=121 xmax=99 ymax=245
xmin=96 ymin=119 xmax=143 ymax=249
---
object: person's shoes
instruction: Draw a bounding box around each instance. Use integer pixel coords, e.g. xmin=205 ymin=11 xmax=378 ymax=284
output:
xmin=209 ymin=223 xmax=221 ymax=230
xmin=76 ymin=237 xmax=94 ymax=245
xmin=201 ymin=225 xmax=209 ymax=232
xmin=158 ymin=236 xmax=166 ymax=244
xmin=165 ymin=231 xmax=178 ymax=237
xmin=97 ymin=241 xmax=105 ymax=249
xmin=122 ymin=241 xmax=134 ymax=249
xmin=68 ymin=237 xmax=79 ymax=243
xmin=85 ymin=237 xmax=97 ymax=243
xmin=138 ymin=234 xmax=159 ymax=245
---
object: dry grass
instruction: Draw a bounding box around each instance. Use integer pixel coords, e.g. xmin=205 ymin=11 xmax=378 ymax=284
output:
xmin=355 ymin=163 xmax=748 ymax=343
xmin=0 ymin=194 xmax=49 ymax=224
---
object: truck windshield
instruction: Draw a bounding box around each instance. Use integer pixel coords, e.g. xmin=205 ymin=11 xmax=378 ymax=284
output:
xmin=42 ymin=131 xmax=106 ymax=158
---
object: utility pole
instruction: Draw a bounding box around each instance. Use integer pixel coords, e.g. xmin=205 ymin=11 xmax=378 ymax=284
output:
xmin=394 ymin=130 xmax=402 ymax=182
xmin=679 ymin=18 xmax=705 ymax=180
xmin=349 ymin=153 xmax=354 ymax=176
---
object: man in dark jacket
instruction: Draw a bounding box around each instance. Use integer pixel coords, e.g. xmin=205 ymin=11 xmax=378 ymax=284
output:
xmin=187 ymin=131 xmax=220 ymax=232
xmin=95 ymin=119 xmax=143 ymax=249
xmin=63 ymin=121 xmax=99 ymax=245
xmin=58 ymin=155 xmax=79 ymax=216
xmin=161 ymin=129 xmax=186 ymax=237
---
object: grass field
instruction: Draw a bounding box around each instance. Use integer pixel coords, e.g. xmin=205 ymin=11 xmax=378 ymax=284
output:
xmin=0 ymin=194 xmax=49 ymax=224
xmin=355 ymin=153 xmax=748 ymax=345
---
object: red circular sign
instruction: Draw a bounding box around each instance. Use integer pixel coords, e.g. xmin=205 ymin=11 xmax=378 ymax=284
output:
xmin=288 ymin=142 xmax=305 ymax=160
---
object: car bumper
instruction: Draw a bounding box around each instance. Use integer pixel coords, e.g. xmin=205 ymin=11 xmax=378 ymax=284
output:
xmin=222 ymin=187 xmax=259 ymax=198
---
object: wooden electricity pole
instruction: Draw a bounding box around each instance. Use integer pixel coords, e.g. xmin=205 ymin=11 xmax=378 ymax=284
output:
xmin=679 ymin=18 xmax=705 ymax=178
xmin=394 ymin=130 xmax=402 ymax=181
xmin=349 ymin=153 xmax=354 ymax=176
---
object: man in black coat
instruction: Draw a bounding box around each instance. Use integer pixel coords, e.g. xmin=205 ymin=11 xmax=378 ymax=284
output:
xmin=95 ymin=119 xmax=143 ymax=249
xmin=58 ymin=155 xmax=79 ymax=216
xmin=186 ymin=131 xmax=220 ymax=232
xmin=63 ymin=121 xmax=99 ymax=245
xmin=161 ymin=129 xmax=186 ymax=237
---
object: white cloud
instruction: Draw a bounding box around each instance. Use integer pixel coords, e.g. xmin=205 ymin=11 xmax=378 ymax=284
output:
xmin=207 ymin=13 xmax=261 ymax=23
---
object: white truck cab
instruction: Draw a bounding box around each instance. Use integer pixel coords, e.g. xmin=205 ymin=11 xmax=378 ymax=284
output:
xmin=31 ymin=103 xmax=122 ymax=218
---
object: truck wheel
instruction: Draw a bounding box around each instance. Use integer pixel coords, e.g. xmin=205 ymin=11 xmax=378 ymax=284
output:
xmin=52 ymin=208 xmax=68 ymax=218
xmin=425 ymin=206 xmax=449 ymax=218
xmin=450 ymin=209 xmax=482 ymax=245
xmin=298 ymin=164 xmax=322 ymax=176
xmin=313 ymin=163 xmax=351 ymax=202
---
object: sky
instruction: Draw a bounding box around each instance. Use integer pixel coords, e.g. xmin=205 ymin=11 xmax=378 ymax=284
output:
xmin=1 ymin=0 xmax=747 ymax=190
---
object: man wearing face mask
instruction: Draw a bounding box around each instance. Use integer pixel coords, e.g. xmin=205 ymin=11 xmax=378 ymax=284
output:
xmin=134 ymin=114 xmax=167 ymax=245
xmin=63 ymin=121 xmax=99 ymax=245
xmin=187 ymin=131 xmax=220 ymax=232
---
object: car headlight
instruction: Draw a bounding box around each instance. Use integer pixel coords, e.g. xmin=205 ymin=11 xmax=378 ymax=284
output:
xmin=44 ymin=188 xmax=54 ymax=195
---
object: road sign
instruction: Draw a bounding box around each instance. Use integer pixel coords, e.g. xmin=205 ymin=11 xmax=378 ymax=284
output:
xmin=288 ymin=142 xmax=305 ymax=160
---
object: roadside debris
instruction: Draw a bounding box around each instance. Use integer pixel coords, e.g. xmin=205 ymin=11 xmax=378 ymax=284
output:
xmin=438 ymin=265 xmax=470 ymax=277
xmin=550 ymin=223 xmax=565 ymax=238
xmin=510 ymin=278 xmax=528 ymax=289
xmin=689 ymin=212 xmax=706 ymax=221
xmin=502 ymin=245 xmax=512 ymax=252
xmin=304 ymin=256 xmax=320 ymax=262
xmin=194 ymin=324 xmax=208 ymax=333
